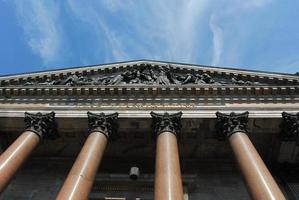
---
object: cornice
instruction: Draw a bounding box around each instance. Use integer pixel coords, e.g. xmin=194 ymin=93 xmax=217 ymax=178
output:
xmin=1 ymin=60 xmax=298 ymax=79
xmin=0 ymin=85 xmax=298 ymax=97
xmin=0 ymin=62 xmax=298 ymax=87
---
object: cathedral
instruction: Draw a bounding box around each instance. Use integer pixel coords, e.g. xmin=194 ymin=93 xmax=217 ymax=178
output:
xmin=0 ymin=60 xmax=298 ymax=199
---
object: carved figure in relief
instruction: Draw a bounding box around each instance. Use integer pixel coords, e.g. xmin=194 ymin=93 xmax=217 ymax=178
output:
xmin=181 ymin=73 xmax=196 ymax=84
xmin=156 ymin=66 xmax=170 ymax=85
xmin=98 ymin=75 xmax=114 ymax=85
xmin=231 ymin=77 xmax=258 ymax=85
xmin=200 ymin=73 xmax=214 ymax=84
xmin=24 ymin=81 xmax=35 ymax=86
xmin=108 ymin=74 xmax=124 ymax=85
xmin=129 ymin=70 xmax=141 ymax=84
xmin=123 ymin=70 xmax=137 ymax=82
xmin=140 ymin=68 xmax=157 ymax=83
xmin=39 ymin=78 xmax=59 ymax=85
xmin=17 ymin=64 xmax=264 ymax=86
xmin=54 ymin=74 xmax=91 ymax=86
xmin=173 ymin=72 xmax=214 ymax=85
xmin=25 ymin=78 xmax=58 ymax=86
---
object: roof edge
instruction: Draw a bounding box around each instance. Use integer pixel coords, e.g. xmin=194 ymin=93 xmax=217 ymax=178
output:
xmin=0 ymin=59 xmax=298 ymax=78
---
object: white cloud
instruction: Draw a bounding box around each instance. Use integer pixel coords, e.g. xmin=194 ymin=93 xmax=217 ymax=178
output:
xmin=66 ymin=0 xmax=211 ymax=63
xmin=10 ymin=0 xmax=285 ymax=73
xmin=209 ymin=14 xmax=223 ymax=66
xmin=101 ymin=0 xmax=125 ymax=12
xmin=244 ymin=0 xmax=272 ymax=8
xmin=207 ymin=0 xmax=274 ymax=68
xmin=169 ymin=0 xmax=210 ymax=62
xmin=66 ymin=1 xmax=131 ymax=62
xmin=12 ymin=1 xmax=62 ymax=65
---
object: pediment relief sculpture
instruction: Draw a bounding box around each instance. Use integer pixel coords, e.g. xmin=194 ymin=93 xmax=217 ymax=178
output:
xmin=18 ymin=65 xmax=260 ymax=87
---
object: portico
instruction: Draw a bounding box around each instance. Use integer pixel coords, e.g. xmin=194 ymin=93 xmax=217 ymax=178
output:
xmin=0 ymin=60 xmax=298 ymax=199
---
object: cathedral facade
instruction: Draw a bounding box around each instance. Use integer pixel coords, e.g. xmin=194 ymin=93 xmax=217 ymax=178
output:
xmin=0 ymin=60 xmax=298 ymax=199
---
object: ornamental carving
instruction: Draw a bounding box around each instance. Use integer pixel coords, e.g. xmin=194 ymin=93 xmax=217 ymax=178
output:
xmin=5 ymin=64 xmax=260 ymax=86
xmin=215 ymin=111 xmax=249 ymax=139
xmin=150 ymin=111 xmax=182 ymax=136
xmin=87 ymin=112 xmax=119 ymax=140
xmin=24 ymin=112 xmax=58 ymax=139
xmin=280 ymin=112 xmax=299 ymax=141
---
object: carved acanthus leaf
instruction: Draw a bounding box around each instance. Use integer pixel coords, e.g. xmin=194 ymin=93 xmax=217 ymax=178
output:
xmin=87 ymin=112 xmax=119 ymax=140
xmin=24 ymin=112 xmax=58 ymax=139
xmin=215 ymin=111 xmax=249 ymax=139
xmin=150 ymin=111 xmax=182 ymax=136
xmin=280 ymin=112 xmax=299 ymax=141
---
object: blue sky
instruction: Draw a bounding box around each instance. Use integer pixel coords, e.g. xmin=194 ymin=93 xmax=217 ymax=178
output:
xmin=0 ymin=0 xmax=298 ymax=75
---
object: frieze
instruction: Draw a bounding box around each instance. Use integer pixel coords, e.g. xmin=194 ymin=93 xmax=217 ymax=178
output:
xmin=5 ymin=65 xmax=261 ymax=87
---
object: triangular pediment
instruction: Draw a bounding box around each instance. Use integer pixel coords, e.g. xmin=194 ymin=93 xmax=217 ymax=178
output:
xmin=0 ymin=60 xmax=298 ymax=87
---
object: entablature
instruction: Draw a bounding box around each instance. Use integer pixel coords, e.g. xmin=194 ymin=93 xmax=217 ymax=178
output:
xmin=0 ymin=85 xmax=298 ymax=97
